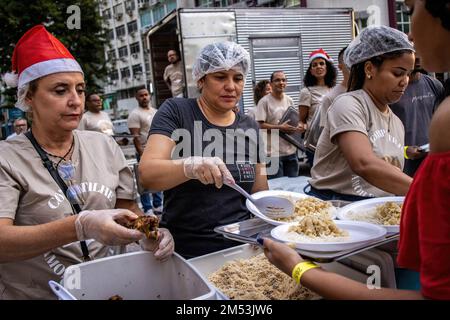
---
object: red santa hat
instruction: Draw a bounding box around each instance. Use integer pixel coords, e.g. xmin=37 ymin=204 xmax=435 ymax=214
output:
xmin=2 ymin=25 xmax=83 ymax=89
xmin=308 ymin=48 xmax=333 ymax=64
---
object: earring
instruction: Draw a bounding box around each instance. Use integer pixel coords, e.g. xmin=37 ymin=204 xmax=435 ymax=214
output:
xmin=366 ymin=74 xmax=372 ymax=79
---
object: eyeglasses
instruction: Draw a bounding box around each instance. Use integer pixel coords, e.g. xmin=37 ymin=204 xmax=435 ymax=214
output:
xmin=58 ymin=161 xmax=85 ymax=206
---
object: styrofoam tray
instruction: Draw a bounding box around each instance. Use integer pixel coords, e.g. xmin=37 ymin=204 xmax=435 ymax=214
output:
xmin=55 ymin=251 xmax=217 ymax=300
xmin=271 ymin=220 xmax=387 ymax=252
xmin=246 ymin=190 xmax=336 ymax=226
xmin=336 ymin=196 xmax=404 ymax=233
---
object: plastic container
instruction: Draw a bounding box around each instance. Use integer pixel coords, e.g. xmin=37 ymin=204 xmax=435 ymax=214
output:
xmin=52 ymin=251 xmax=217 ymax=300
xmin=339 ymin=248 xmax=397 ymax=288
xmin=189 ymin=244 xmax=370 ymax=299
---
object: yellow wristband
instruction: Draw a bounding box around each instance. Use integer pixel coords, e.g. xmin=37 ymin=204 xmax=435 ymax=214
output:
xmin=404 ymin=146 xmax=410 ymax=159
xmin=292 ymin=261 xmax=319 ymax=284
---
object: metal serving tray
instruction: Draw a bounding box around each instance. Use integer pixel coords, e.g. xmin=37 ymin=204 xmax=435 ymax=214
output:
xmin=214 ymin=218 xmax=399 ymax=263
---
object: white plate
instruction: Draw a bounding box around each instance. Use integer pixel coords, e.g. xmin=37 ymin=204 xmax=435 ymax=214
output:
xmin=336 ymin=197 xmax=404 ymax=233
xmin=270 ymin=220 xmax=387 ymax=252
xmin=246 ymin=190 xmax=336 ymax=226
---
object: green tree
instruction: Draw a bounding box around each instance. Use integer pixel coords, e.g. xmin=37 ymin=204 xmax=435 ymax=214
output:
xmin=0 ymin=0 xmax=108 ymax=107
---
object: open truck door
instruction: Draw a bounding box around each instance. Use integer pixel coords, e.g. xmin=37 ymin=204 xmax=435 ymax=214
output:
xmin=145 ymin=8 xmax=354 ymax=111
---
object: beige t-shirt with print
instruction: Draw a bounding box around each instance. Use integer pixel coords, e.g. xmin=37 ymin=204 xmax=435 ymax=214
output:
xmin=78 ymin=111 xmax=114 ymax=135
xmin=127 ymin=106 xmax=157 ymax=148
xmin=0 ymin=130 xmax=135 ymax=300
xmin=310 ymin=89 xmax=405 ymax=198
xmin=164 ymin=61 xmax=184 ymax=97
xmin=298 ymin=86 xmax=331 ymax=126
xmin=255 ymin=93 xmax=297 ymax=157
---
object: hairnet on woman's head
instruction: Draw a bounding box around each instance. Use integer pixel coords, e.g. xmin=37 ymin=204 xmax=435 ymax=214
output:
xmin=192 ymin=41 xmax=250 ymax=82
xmin=344 ymin=25 xmax=414 ymax=68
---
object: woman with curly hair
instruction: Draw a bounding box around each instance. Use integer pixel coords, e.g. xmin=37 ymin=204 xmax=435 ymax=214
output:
xmin=261 ymin=0 xmax=450 ymax=300
xmin=247 ymin=79 xmax=271 ymax=119
xmin=298 ymin=49 xmax=337 ymax=132
xmin=298 ymin=49 xmax=337 ymax=165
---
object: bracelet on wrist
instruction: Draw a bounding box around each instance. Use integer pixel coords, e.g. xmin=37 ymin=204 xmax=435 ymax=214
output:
xmin=404 ymin=146 xmax=410 ymax=159
xmin=292 ymin=261 xmax=319 ymax=284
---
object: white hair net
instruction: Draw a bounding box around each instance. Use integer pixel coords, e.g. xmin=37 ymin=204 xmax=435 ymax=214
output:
xmin=192 ymin=41 xmax=250 ymax=82
xmin=344 ymin=25 xmax=414 ymax=68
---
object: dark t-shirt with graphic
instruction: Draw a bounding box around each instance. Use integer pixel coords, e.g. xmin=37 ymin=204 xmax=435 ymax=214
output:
xmin=150 ymin=98 xmax=261 ymax=258
xmin=390 ymin=74 xmax=444 ymax=176
xmin=390 ymin=74 xmax=444 ymax=146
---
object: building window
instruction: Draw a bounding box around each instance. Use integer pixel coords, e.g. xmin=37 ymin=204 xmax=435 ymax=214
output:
xmin=107 ymin=49 xmax=117 ymax=60
xmin=125 ymin=0 xmax=136 ymax=11
xmin=110 ymin=70 xmax=119 ymax=80
xmin=197 ymin=0 xmax=213 ymax=7
xmin=132 ymin=64 xmax=143 ymax=76
xmin=118 ymin=46 xmax=128 ymax=57
xmin=107 ymin=29 xmax=115 ymax=40
xmin=285 ymin=0 xmax=300 ymax=7
xmin=113 ymin=4 xmax=124 ymax=15
xmin=396 ymin=0 xmax=410 ymax=33
xmin=127 ymin=20 xmax=138 ymax=34
xmin=130 ymin=42 xmax=140 ymax=54
xmin=152 ymin=3 xmax=165 ymax=23
xmin=166 ymin=0 xmax=177 ymax=12
xmin=140 ymin=9 xmax=152 ymax=28
xmin=121 ymin=67 xmax=131 ymax=78
xmin=102 ymin=8 xmax=112 ymax=20
xmin=116 ymin=25 xmax=126 ymax=38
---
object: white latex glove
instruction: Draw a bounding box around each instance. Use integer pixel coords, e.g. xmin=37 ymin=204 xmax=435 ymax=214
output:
xmin=75 ymin=209 xmax=144 ymax=245
xmin=182 ymin=156 xmax=234 ymax=188
xmin=140 ymin=228 xmax=175 ymax=261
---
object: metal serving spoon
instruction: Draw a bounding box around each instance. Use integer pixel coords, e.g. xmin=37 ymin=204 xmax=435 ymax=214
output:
xmin=224 ymin=180 xmax=294 ymax=219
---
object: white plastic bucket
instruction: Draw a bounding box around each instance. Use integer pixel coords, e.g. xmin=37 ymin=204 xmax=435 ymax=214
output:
xmin=50 ymin=251 xmax=217 ymax=300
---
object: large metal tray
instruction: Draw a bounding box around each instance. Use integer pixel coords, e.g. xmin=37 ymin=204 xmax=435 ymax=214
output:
xmin=214 ymin=218 xmax=399 ymax=263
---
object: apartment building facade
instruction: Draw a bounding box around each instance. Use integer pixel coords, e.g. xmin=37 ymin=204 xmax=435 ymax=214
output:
xmin=99 ymin=0 xmax=411 ymax=118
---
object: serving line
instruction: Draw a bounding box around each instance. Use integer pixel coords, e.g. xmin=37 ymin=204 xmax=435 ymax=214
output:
xmin=214 ymin=218 xmax=399 ymax=263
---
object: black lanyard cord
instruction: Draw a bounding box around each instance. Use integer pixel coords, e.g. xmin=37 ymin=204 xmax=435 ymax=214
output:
xmin=25 ymin=130 xmax=91 ymax=261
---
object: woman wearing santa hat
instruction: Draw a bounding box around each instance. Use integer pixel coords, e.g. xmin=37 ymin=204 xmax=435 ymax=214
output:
xmin=0 ymin=25 xmax=174 ymax=299
xmin=298 ymin=48 xmax=337 ymax=165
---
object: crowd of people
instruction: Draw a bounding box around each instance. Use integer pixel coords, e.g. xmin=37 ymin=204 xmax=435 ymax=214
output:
xmin=0 ymin=0 xmax=449 ymax=300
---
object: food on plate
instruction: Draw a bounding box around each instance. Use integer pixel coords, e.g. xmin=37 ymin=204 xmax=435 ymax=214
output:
xmin=126 ymin=215 xmax=159 ymax=240
xmin=288 ymin=215 xmax=348 ymax=238
xmin=347 ymin=202 xmax=402 ymax=226
xmin=275 ymin=197 xmax=333 ymax=222
xmin=375 ymin=202 xmax=402 ymax=225
xmin=208 ymin=254 xmax=319 ymax=300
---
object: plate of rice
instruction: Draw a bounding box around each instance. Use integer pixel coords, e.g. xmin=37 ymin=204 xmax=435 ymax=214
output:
xmin=246 ymin=190 xmax=336 ymax=226
xmin=270 ymin=215 xmax=386 ymax=252
xmin=336 ymin=197 xmax=404 ymax=233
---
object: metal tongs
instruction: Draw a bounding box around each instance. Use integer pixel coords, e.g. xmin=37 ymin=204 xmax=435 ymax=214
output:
xmin=223 ymin=180 xmax=294 ymax=219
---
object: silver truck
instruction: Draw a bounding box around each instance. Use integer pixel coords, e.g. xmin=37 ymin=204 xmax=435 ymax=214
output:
xmin=145 ymin=7 xmax=354 ymax=112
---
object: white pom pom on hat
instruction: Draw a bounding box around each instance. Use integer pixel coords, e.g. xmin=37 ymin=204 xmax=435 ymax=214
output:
xmin=2 ymin=72 xmax=19 ymax=88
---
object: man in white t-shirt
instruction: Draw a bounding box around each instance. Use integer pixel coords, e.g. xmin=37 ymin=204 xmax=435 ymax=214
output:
xmin=127 ymin=88 xmax=162 ymax=214
xmin=163 ymin=50 xmax=184 ymax=98
xmin=6 ymin=118 xmax=28 ymax=140
xmin=78 ymin=93 xmax=113 ymax=136
xmin=255 ymin=70 xmax=301 ymax=179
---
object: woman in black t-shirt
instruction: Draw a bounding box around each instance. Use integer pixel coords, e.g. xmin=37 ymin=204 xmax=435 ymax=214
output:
xmin=140 ymin=42 xmax=269 ymax=258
